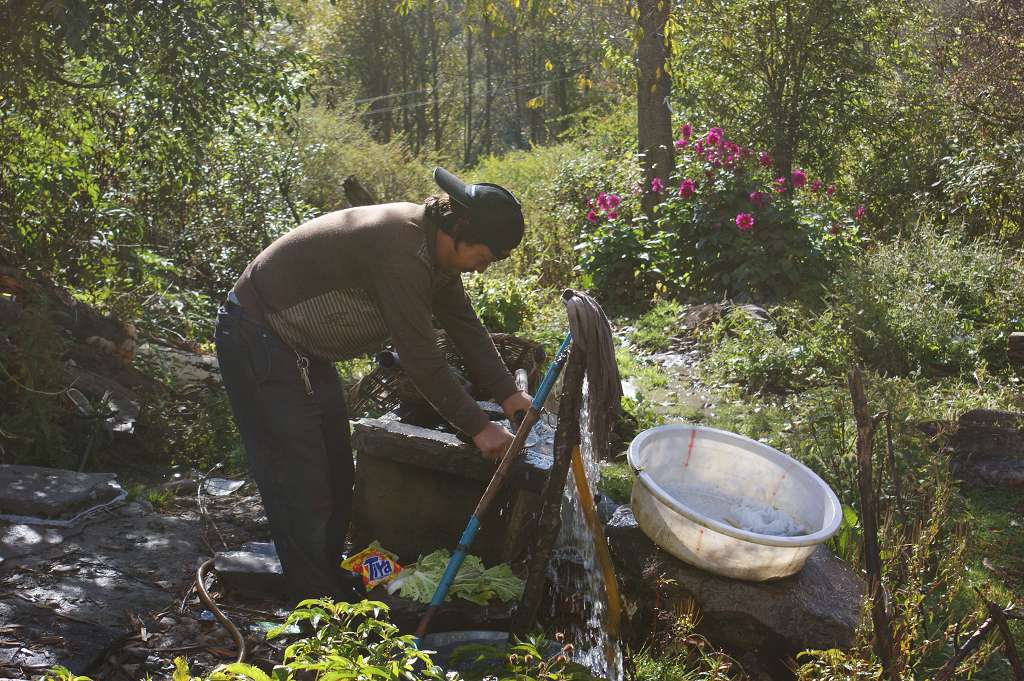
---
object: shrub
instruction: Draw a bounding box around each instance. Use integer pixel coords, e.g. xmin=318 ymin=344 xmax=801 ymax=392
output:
xmin=0 ymin=304 xmax=72 ymax=467
xmin=700 ymin=306 xmax=854 ymax=394
xmin=832 ymin=226 xmax=1024 ymax=376
xmin=294 ymin=106 xmax=436 ymax=211
xmin=464 ymin=273 xmax=541 ymax=334
xmin=577 ymin=124 xmax=864 ymax=306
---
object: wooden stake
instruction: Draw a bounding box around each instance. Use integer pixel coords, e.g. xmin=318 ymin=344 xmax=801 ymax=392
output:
xmin=848 ymin=367 xmax=896 ymax=680
xmin=512 ymin=347 xmax=586 ymax=634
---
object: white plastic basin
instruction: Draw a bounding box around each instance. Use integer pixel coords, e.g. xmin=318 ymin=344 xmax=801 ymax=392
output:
xmin=627 ymin=424 xmax=842 ymax=581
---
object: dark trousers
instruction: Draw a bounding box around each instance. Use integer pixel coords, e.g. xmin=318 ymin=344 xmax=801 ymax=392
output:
xmin=214 ymin=305 xmax=357 ymax=602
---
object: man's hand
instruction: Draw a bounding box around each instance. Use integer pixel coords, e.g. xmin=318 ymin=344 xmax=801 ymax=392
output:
xmin=473 ymin=421 xmax=515 ymax=462
xmin=501 ymin=390 xmax=533 ymax=427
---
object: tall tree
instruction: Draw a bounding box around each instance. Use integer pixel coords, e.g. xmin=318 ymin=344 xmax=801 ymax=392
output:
xmin=636 ymin=0 xmax=675 ymax=215
xmin=675 ymin=0 xmax=879 ymax=179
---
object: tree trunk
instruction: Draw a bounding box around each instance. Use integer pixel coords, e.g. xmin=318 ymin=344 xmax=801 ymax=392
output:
xmin=636 ymin=0 xmax=674 ymax=218
xmin=482 ymin=15 xmax=494 ymax=157
xmin=464 ymin=26 xmax=475 ymax=166
xmin=428 ymin=0 xmax=442 ymax=152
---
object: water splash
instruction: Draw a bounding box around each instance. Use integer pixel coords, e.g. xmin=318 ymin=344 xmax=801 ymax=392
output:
xmin=549 ymin=378 xmax=623 ymax=681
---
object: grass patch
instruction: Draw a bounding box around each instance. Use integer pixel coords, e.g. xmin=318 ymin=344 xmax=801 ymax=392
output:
xmin=598 ymin=461 xmax=634 ymax=504
xmin=628 ymin=300 xmax=685 ymax=352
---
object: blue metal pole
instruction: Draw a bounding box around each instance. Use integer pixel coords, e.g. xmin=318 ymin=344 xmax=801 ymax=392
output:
xmin=414 ymin=332 xmax=572 ymax=644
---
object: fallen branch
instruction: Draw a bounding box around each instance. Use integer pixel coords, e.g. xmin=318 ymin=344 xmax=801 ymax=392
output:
xmin=936 ymin=603 xmax=1023 ymax=680
xmin=987 ymin=601 xmax=1023 ymax=680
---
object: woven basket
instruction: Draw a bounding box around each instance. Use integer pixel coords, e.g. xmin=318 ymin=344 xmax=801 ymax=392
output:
xmin=348 ymin=332 xmax=546 ymax=416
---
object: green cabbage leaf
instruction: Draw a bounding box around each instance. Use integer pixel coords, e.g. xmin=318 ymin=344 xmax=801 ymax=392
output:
xmin=398 ymin=549 xmax=524 ymax=605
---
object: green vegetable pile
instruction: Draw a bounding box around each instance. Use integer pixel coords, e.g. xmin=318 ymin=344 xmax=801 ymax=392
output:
xmin=399 ymin=550 xmax=525 ymax=605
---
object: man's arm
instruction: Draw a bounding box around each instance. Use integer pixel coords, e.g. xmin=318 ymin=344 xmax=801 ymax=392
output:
xmin=372 ymin=255 xmax=493 ymax=438
xmin=432 ymin=276 xmax=519 ymax=403
xmin=433 ymin=276 xmax=532 ymax=424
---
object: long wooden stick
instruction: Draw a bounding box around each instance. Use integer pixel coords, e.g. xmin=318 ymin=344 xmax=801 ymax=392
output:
xmin=849 ymin=367 xmax=896 ymax=679
xmin=936 ymin=604 xmax=1023 ymax=681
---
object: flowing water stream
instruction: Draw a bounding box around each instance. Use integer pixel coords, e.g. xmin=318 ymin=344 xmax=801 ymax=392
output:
xmin=549 ymin=380 xmax=623 ymax=681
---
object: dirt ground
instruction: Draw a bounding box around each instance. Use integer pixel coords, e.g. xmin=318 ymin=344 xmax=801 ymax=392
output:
xmin=0 ymin=477 xmax=298 ymax=680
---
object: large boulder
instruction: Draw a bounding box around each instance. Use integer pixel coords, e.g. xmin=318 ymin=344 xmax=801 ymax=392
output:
xmin=950 ymin=409 xmax=1024 ymax=488
xmin=605 ymin=505 xmax=864 ymax=657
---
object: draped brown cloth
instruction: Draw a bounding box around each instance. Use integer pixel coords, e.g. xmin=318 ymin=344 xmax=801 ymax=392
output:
xmin=562 ymin=289 xmax=622 ymax=461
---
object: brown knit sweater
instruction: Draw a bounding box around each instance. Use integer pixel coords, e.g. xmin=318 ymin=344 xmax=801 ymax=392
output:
xmin=231 ymin=202 xmax=516 ymax=436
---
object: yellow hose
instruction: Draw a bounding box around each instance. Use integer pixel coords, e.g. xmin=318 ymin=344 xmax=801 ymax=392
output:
xmin=196 ymin=558 xmax=246 ymax=663
xmin=569 ymin=445 xmax=622 ymax=642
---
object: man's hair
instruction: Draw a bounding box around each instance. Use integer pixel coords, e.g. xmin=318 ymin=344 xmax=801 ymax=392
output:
xmin=424 ymin=194 xmax=474 ymax=243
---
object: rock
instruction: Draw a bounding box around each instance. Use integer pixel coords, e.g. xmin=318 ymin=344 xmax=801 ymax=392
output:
xmin=214 ymin=542 xmax=288 ymax=600
xmin=136 ymin=342 xmax=220 ymax=386
xmin=605 ymin=506 xmax=863 ymax=656
xmin=951 ymin=409 xmax=1024 ymax=488
xmin=120 ymin=500 xmax=153 ymax=517
xmin=0 ymin=465 xmax=124 ymax=520
xmin=0 ymin=523 xmax=84 ymax=562
xmin=595 ymin=496 xmax=622 ymax=524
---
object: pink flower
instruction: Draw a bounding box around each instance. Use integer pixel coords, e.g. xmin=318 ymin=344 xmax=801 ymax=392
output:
xmin=735 ymin=213 xmax=755 ymax=231
xmin=791 ymin=168 xmax=807 ymax=189
xmin=651 ymin=177 xmax=664 ymax=193
xmin=680 ymin=123 xmax=693 ymax=140
xmin=854 ymin=205 xmax=865 ymax=221
xmin=608 ymin=211 xmax=618 ymax=220
xmin=596 ymin=192 xmax=609 ymax=211
xmin=674 ymin=138 xmax=689 ymax=149
xmin=826 ymin=184 xmax=836 ymax=197
xmin=694 ymin=141 xmax=704 ymax=155
xmin=705 ymin=127 xmax=724 ymax=147
xmin=810 ymin=179 xmax=822 ymax=192
xmin=678 ymin=178 xmax=696 ymax=198
xmin=758 ymin=152 xmax=773 ymax=167
xmin=607 ymin=194 xmax=621 ymax=209
xmin=749 ymin=191 xmax=766 ymax=206
xmin=773 ymin=177 xmax=787 ymax=193
xmin=586 ymin=210 xmax=598 ymax=223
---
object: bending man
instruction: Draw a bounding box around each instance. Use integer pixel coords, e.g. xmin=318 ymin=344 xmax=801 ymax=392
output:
xmin=214 ymin=167 xmax=532 ymax=602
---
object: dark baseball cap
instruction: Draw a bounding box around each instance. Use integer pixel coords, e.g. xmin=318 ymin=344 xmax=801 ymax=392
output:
xmin=433 ymin=167 xmax=525 ymax=259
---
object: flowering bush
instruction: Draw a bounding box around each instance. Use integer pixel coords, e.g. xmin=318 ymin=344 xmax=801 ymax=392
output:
xmin=577 ymin=123 xmax=865 ymax=304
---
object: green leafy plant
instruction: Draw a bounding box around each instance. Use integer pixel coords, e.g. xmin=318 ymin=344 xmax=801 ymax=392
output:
xmin=465 ymin=273 xmax=541 ymax=334
xmin=262 ymin=599 xmax=446 ymax=680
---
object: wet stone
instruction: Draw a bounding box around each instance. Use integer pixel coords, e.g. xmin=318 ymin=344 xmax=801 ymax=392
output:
xmin=214 ymin=542 xmax=288 ymax=600
xmin=350 ymin=413 xmax=553 ymax=564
